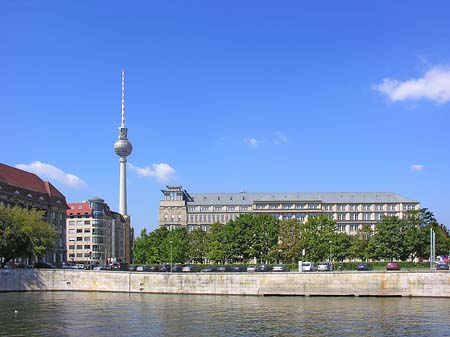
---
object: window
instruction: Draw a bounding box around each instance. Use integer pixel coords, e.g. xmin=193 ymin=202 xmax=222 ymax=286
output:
xmin=76 ymin=237 xmax=82 ymax=241
xmin=338 ymin=213 xmax=346 ymax=221
xmin=84 ymin=228 xmax=90 ymax=233
xmin=68 ymin=245 xmax=75 ymax=250
xmin=69 ymin=221 xmax=75 ymax=226
xmin=337 ymin=225 xmax=346 ymax=232
xmin=214 ymin=206 xmax=222 ymax=211
xmin=84 ymin=245 xmax=90 ymax=249
xmin=84 ymin=220 xmax=91 ymax=225
xmin=240 ymin=206 xmax=248 ymax=211
xmin=201 ymin=206 xmax=209 ymax=211
xmin=69 ymin=229 xmax=75 ymax=234
xmin=377 ymin=204 xmax=384 ymax=211
xmin=76 ymin=221 xmax=82 ymax=226
xmin=351 ymin=213 xmax=359 ymax=221
xmin=388 ymin=204 xmax=396 ymax=211
xmin=84 ymin=237 xmax=90 ymax=242
xmin=228 ymin=206 xmax=235 ymax=211
xmin=77 ymin=229 xmax=83 ymax=233
xmin=76 ymin=245 xmax=83 ymax=249
xmin=338 ymin=205 xmax=346 ymax=211
xmin=76 ymin=253 xmax=83 ymax=258
xmin=350 ymin=204 xmax=358 ymax=211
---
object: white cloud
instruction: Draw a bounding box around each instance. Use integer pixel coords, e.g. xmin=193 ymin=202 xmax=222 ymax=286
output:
xmin=244 ymin=137 xmax=258 ymax=148
xmin=373 ymin=65 xmax=450 ymax=103
xmin=274 ymin=131 xmax=288 ymax=145
xmin=410 ymin=164 xmax=425 ymax=172
xmin=16 ymin=161 xmax=87 ymax=188
xmin=128 ymin=163 xmax=176 ymax=183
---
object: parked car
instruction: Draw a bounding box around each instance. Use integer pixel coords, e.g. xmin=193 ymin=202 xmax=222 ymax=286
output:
xmin=182 ymin=265 xmax=200 ymax=273
xmin=318 ymin=262 xmax=333 ymax=272
xmin=33 ymin=261 xmax=56 ymax=269
xmin=357 ymin=263 xmax=372 ymax=271
xmin=202 ymin=266 xmax=217 ymax=272
xmin=256 ymin=264 xmax=272 ymax=272
xmin=386 ymin=262 xmax=400 ymax=271
xmin=301 ymin=262 xmax=316 ymax=272
xmin=436 ymin=262 xmax=449 ymax=270
xmin=272 ymin=264 xmax=290 ymax=272
xmin=216 ymin=266 xmax=230 ymax=272
xmin=159 ymin=265 xmax=172 ymax=272
xmin=135 ymin=266 xmax=150 ymax=272
xmin=93 ymin=265 xmax=107 ymax=270
xmin=246 ymin=265 xmax=257 ymax=272
xmin=171 ymin=265 xmax=183 ymax=272
xmin=230 ymin=266 xmax=247 ymax=272
xmin=149 ymin=266 xmax=161 ymax=272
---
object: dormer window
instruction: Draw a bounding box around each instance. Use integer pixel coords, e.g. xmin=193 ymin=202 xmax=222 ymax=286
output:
xmin=39 ymin=196 xmax=44 ymax=201
xmin=27 ymin=193 xmax=33 ymax=198
xmin=14 ymin=190 xmax=20 ymax=195
xmin=56 ymin=200 xmax=61 ymax=204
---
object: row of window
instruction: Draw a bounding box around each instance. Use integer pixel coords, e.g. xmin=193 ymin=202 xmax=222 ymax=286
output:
xmin=180 ymin=211 xmax=399 ymax=224
xmin=188 ymin=205 xmax=250 ymax=212
xmin=182 ymin=203 xmax=417 ymax=212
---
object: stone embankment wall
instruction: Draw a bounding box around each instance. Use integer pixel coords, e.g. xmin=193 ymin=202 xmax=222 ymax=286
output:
xmin=1 ymin=269 xmax=449 ymax=297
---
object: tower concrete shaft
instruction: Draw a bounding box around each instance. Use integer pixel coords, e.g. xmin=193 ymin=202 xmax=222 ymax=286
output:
xmin=119 ymin=157 xmax=128 ymax=215
xmin=114 ymin=69 xmax=132 ymax=216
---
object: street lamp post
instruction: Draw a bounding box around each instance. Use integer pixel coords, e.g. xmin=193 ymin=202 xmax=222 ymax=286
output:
xmin=170 ymin=240 xmax=173 ymax=272
xmin=329 ymin=241 xmax=333 ymax=263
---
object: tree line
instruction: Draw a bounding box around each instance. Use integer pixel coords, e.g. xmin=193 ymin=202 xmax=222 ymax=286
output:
xmin=133 ymin=209 xmax=450 ymax=265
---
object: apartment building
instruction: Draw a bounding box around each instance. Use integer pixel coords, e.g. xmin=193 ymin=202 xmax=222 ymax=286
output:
xmin=159 ymin=186 xmax=420 ymax=234
xmin=66 ymin=197 xmax=131 ymax=264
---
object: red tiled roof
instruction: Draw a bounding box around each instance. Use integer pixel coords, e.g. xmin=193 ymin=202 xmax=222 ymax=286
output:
xmin=0 ymin=163 xmax=50 ymax=194
xmin=67 ymin=202 xmax=92 ymax=216
xmin=0 ymin=163 xmax=66 ymax=199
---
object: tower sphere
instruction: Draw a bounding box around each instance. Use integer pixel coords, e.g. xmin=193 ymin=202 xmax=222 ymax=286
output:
xmin=114 ymin=139 xmax=132 ymax=157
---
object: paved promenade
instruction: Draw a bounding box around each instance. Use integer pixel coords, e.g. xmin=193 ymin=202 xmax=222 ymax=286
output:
xmin=1 ymin=269 xmax=449 ymax=297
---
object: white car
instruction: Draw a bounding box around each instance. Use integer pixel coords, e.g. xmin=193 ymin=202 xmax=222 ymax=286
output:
xmin=301 ymin=262 xmax=316 ymax=272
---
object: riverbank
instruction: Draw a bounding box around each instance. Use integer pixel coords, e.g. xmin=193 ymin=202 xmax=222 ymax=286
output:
xmin=1 ymin=269 xmax=449 ymax=297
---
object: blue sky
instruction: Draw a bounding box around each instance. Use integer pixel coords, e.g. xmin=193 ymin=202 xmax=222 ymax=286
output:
xmin=2 ymin=1 xmax=450 ymax=235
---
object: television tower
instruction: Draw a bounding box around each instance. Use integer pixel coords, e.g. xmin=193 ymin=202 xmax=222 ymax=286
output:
xmin=114 ymin=69 xmax=133 ymax=215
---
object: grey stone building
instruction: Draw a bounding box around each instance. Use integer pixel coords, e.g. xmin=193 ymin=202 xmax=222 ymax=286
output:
xmin=159 ymin=186 xmax=420 ymax=234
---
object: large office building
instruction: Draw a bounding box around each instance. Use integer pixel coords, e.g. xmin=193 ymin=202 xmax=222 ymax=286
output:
xmin=66 ymin=197 xmax=132 ymax=264
xmin=159 ymin=186 xmax=420 ymax=234
xmin=0 ymin=163 xmax=69 ymax=266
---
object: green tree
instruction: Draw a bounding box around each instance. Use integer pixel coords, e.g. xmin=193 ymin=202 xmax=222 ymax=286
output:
xmin=276 ymin=219 xmax=302 ymax=263
xmin=207 ymin=223 xmax=227 ymax=263
xmin=349 ymin=224 xmax=373 ymax=260
xmin=0 ymin=206 xmax=56 ymax=267
xmin=162 ymin=227 xmax=188 ymax=264
xmin=370 ymin=216 xmax=404 ymax=261
xmin=299 ymin=214 xmax=337 ymax=262
xmin=187 ymin=228 xmax=208 ymax=263
xmin=132 ymin=227 xmax=169 ymax=264
xmin=333 ymin=232 xmax=352 ymax=261
xmin=249 ymin=214 xmax=279 ymax=264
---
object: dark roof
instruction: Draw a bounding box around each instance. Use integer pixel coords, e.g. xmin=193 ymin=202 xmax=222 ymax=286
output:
xmin=0 ymin=162 xmax=67 ymax=200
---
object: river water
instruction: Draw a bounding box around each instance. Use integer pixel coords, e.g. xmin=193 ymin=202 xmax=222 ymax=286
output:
xmin=0 ymin=292 xmax=449 ymax=336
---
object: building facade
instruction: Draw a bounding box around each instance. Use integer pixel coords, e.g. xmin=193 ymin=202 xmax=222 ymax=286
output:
xmin=66 ymin=197 xmax=131 ymax=265
xmin=0 ymin=163 xmax=68 ymax=266
xmin=159 ymin=186 xmax=420 ymax=234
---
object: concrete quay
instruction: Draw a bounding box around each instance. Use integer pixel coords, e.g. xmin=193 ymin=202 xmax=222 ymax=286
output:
xmin=1 ymin=269 xmax=449 ymax=297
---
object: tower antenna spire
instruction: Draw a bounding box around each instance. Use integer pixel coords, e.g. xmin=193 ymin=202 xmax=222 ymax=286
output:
xmin=121 ymin=68 xmax=125 ymax=128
